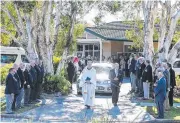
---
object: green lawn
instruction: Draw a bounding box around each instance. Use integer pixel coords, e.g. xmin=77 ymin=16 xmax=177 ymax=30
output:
xmin=1 ymin=101 xmax=41 ymax=114
xmin=144 ymin=106 xmax=180 ymax=120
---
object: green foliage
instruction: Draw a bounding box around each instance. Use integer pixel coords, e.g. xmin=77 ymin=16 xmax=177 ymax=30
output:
xmin=176 ymin=75 xmax=180 ymax=87
xmin=173 ymin=31 xmax=180 ymax=43
xmin=43 ymin=69 xmax=71 ymax=95
xmin=53 ymin=56 xmax=61 ymax=74
xmin=1 ymin=2 xmax=17 ymax=46
xmin=0 ymin=64 xmax=13 ymax=84
xmin=14 ymin=1 xmax=37 ymax=13
xmin=54 ymin=20 xmax=84 ymax=56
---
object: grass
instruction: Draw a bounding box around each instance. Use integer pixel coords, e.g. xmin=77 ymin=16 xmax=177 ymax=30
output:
xmin=144 ymin=106 xmax=180 ymax=120
xmin=1 ymin=101 xmax=41 ymax=114
xmin=0 ymin=86 xmax=5 ymax=98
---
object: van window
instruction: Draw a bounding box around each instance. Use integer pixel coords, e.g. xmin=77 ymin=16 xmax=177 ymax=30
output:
xmin=1 ymin=54 xmax=18 ymax=63
xmin=173 ymin=61 xmax=180 ymax=68
xmin=21 ymin=55 xmax=29 ymax=63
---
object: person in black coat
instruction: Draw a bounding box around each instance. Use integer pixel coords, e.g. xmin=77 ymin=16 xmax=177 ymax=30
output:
xmin=5 ymin=68 xmax=19 ymax=114
xmin=16 ymin=63 xmax=25 ymax=108
xmin=67 ymin=57 xmax=75 ymax=89
xmin=109 ymin=63 xmax=124 ymax=107
xmin=29 ymin=61 xmax=37 ymax=102
xmin=24 ymin=64 xmax=33 ymax=105
xmin=34 ymin=59 xmax=41 ymax=100
xmin=142 ymin=60 xmax=152 ymax=99
xmin=129 ymin=54 xmax=137 ymax=92
xmin=12 ymin=64 xmax=21 ymax=111
xmin=167 ymin=63 xmax=176 ymax=106
xmin=138 ymin=58 xmax=146 ymax=97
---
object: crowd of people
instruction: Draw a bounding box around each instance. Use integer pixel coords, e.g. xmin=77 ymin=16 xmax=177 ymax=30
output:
xmin=71 ymin=53 xmax=177 ymax=119
xmin=5 ymin=59 xmax=44 ymax=114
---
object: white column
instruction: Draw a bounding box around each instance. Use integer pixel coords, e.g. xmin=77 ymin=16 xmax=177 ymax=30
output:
xmin=100 ymin=40 xmax=102 ymax=63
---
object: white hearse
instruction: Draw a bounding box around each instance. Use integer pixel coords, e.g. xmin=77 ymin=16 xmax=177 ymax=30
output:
xmin=0 ymin=46 xmax=29 ymax=67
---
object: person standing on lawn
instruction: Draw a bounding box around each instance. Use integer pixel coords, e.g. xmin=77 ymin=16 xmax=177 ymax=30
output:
xmin=142 ymin=60 xmax=153 ymax=99
xmin=79 ymin=59 xmax=96 ymax=109
xmin=29 ymin=60 xmax=37 ymax=103
xmin=109 ymin=63 xmax=123 ymax=107
xmin=67 ymin=57 xmax=76 ymax=89
xmin=12 ymin=63 xmax=21 ymax=111
xmin=167 ymin=63 xmax=176 ymax=107
xmin=154 ymin=71 xmax=166 ymax=119
xmin=138 ymin=57 xmax=146 ymax=97
xmin=16 ymin=63 xmax=25 ymax=108
xmin=34 ymin=59 xmax=42 ymax=100
xmin=24 ymin=64 xmax=33 ymax=106
xmin=162 ymin=63 xmax=170 ymax=111
xmin=5 ymin=68 xmax=19 ymax=114
xmin=38 ymin=60 xmax=44 ymax=98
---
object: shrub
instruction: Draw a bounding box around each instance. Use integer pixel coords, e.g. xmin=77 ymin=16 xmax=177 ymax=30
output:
xmin=53 ymin=56 xmax=61 ymax=74
xmin=0 ymin=64 xmax=13 ymax=84
xmin=43 ymin=69 xmax=71 ymax=95
xmin=176 ymin=75 xmax=180 ymax=87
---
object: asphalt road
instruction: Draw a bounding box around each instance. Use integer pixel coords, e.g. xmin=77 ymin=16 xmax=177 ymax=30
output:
xmin=1 ymin=78 xmax=154 ymax=122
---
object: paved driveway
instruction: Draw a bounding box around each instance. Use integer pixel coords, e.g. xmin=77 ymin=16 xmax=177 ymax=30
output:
xmin=1 ymin=78 xmax=154 ymax=122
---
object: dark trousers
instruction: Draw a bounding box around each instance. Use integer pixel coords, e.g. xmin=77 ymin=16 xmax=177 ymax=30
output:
xmin=139 ymin=79 xmax=143 ymax=96
xmin=169 ymin=88 xmax=174 ymax=106
xmin=24 ymin=88 xmax=31 ymax=104
xmin=156 ymin=100 xmax=165 ymax=118
xmin=111 ymin=83 xmax=120 ymax=104
xmin=68 ymin=75 xmax=74 ymax=88
xmin=35 ymin=83 xmax=42 ymax=99
xmin=30 ymin=86 xmax=36 ymax=101
xmin=12 ymin=94 xmax=18 ymax=110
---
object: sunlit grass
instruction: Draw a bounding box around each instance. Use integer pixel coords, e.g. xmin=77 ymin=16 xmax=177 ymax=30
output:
xmin=143 ymin=106 xmax=180 ymax=120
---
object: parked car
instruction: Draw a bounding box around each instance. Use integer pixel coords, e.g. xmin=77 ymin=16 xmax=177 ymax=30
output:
xmin=0 ymin=46 xmax=29 ymax=67
xmin=173 ymin=59 xmax=180 ymax=75
xmin=76 ymin=63 xmax=113 ymax=95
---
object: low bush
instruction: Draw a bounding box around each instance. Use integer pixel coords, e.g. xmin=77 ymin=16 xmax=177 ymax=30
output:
xmin=53 ymin=56 xmax=61 ymax=74
xmin=176 ymin=75 xmax=180 ymax=87
xmin=0 ymin=64 xmax=13 ymax=84
xmin=43 ymin=68 xmax=71 ymax=95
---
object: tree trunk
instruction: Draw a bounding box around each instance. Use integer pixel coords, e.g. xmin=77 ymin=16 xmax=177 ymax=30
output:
xmin=56 ymin=1 xmax=77 ymax=74
xmin=142 ymin=1 xmax=157 ymax=65
xmin=56 ymin=47 xmax=68 ymax=75
xmin=168 ymin=40 xmax=180 ymax=63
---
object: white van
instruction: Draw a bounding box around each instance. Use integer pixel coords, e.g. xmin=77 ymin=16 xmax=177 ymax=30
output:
xmin=173 ymin=58 xmax=180 ymax=75
xmin=0 ymin=46 xmax=29 ymax=67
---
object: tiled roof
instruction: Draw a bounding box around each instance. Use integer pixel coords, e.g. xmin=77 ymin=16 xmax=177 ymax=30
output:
xmin=85 ymin=21 xmax=180 ymax=41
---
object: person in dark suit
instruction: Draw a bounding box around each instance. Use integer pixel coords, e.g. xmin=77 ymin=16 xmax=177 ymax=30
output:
xmin=16 ymin=63 xmax=25 ymax=108
xmin=129 ymin=54 xmax=137 ymax=92
xmin=138 ymin=58 xmax=146 ymax=97
xmin=34 ymin=59 xmax=41 ymax=100
xmin=109 ymin=63 xmax=123 ymax=107
xmin=24 ymin=64 xmax=33 ymax=105
xmin=67 ymin=57 xmax=75 ymax=89
xmin=167 ymin=63 xmax=176 ymax=107
xmin=38 ymin=60 xmax=44 ymax=98
xmin=29 ymin=60 xmax=37 ymax=102
xmin=142 ymin=60 xmax=152 ymax=99
xmin=12 ymin=64 xmax=21 ymax=111
xmin=154 ymin=71 xmax=166 ymax=119
xmin=5 ymin=68 xmax=19 ymax=114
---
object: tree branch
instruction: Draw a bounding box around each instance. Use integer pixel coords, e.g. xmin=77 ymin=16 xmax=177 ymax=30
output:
xmin=14 ymin=3 xmax=26 ymax=38
xmin=1 ymin=6 xmax=22 ymax=36
xmin=168 ymin=39 xmax=180 ymax=63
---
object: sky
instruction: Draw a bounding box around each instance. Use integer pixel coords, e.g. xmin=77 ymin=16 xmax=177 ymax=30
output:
xmin=82 ymin=0 xmax=178 ymax=26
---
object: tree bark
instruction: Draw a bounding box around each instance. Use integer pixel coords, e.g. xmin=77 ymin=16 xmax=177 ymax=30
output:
xmin=168 ymin=40 xmax=180 ymax=63
xmin=56 ymin=1 xmax=77 ymax=74
xmin=142 ymin=1 xmax=157 ymax=65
